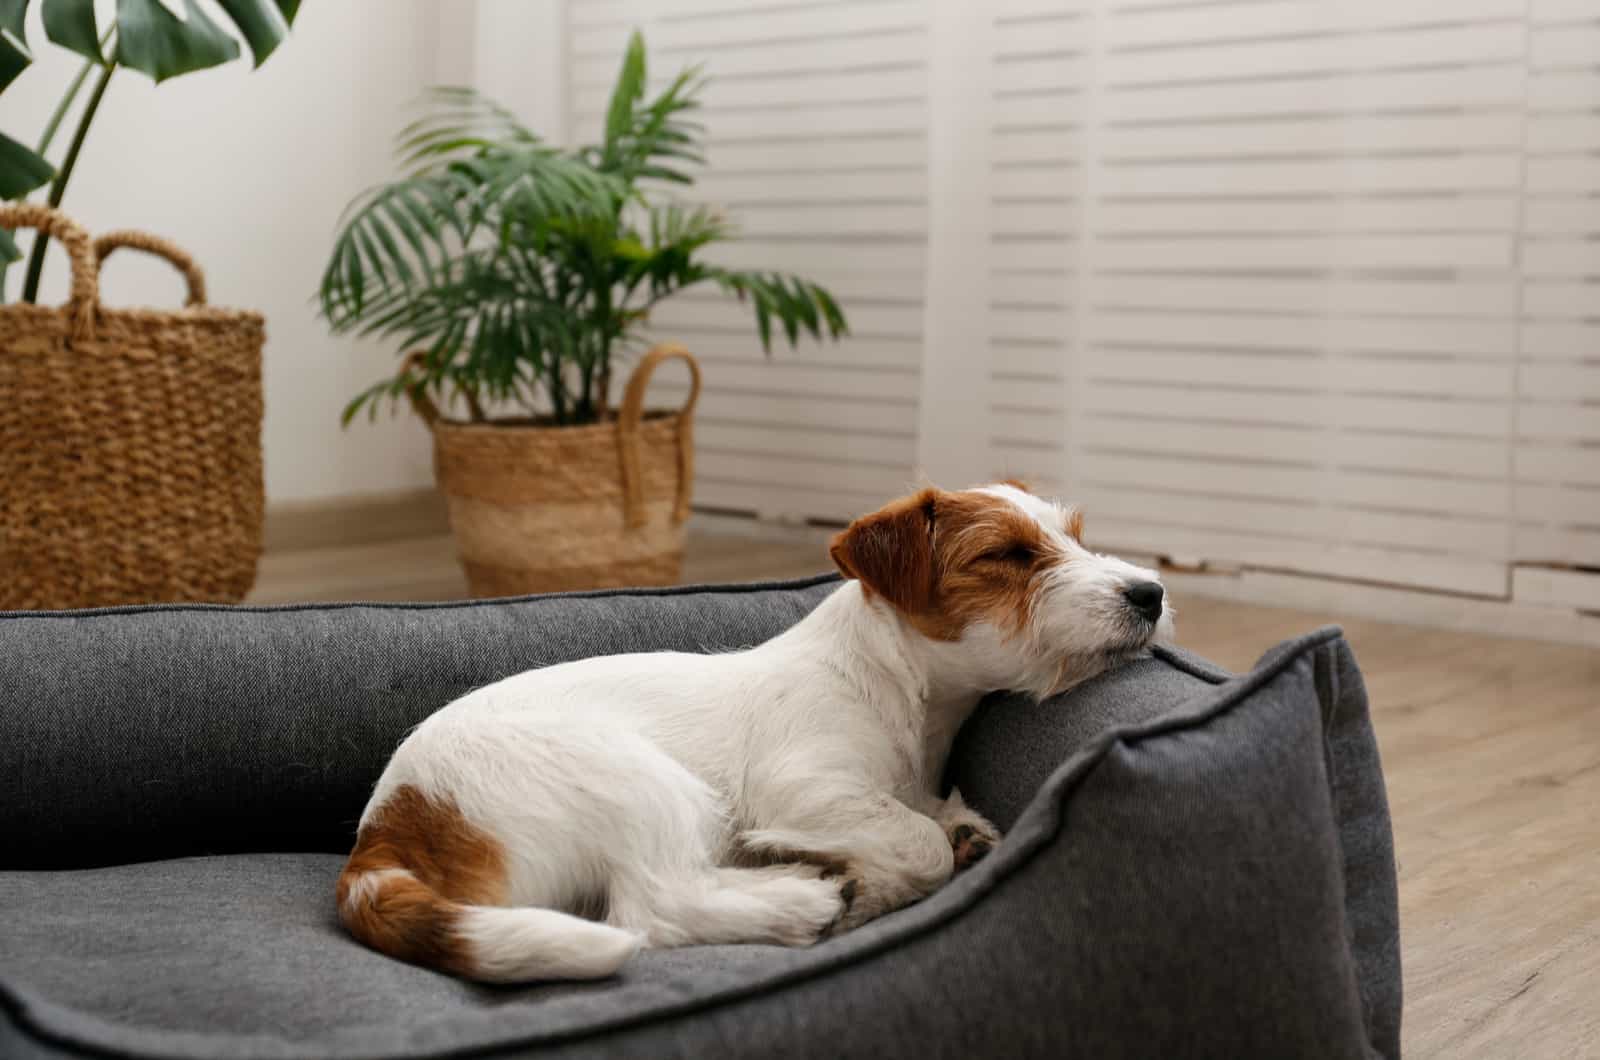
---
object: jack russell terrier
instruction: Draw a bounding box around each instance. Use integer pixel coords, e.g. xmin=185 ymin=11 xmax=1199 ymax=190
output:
xmin=338 ymin=482 xmax=1174 ymax=982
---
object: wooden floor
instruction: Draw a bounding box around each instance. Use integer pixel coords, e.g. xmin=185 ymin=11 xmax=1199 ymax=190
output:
xmin=250 ymin=531 xmax=1600 ymax=1059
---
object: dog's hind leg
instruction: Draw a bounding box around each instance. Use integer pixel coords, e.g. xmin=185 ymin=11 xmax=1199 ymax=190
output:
xmin=510 ymin=728 xmax=848 ymax=949
xmin=738 ymin=790 xmax=955 ymax=934
xmin=606 ymin=864 xmax=847 ymax=948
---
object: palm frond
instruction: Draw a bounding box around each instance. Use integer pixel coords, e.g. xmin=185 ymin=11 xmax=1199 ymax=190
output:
xmin=339 ymin=247 xmax=585 ymax=424
xmin=593 ymin=33 xmax=706 ymax=185
xmin=702 ymin=267 xmax=851 ymax=351
xmin=652 ymin=201 xmax=732 ymax=254
xmin=320 ymin=144 xmax=622 ymax=330
xmin=322 ymin=33 xmax=848 ymax=427
xmin=395 ymin=85 xmax=540 ymax=168
xmin=615 ymin=202 xmax=734 ymax=301
xmin=604 ymin=30 xmax=647 ymax=151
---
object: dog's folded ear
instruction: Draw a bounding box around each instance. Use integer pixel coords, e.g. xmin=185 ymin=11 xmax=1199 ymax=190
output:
xmin=829 ymin=487 xmax=940 ymax=613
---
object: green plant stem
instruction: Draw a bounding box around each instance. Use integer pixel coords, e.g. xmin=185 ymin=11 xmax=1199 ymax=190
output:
xmin=549 ymin=361 xmax=571 ymax=425
xmin=39 ymin=58 xmax=98 ymax=157
xmin=462 ymin=383 xmax=486 ymax=422
xmin=580 ymin=364 xmax=592 ymax=416
xmin=21 ymin=61 xmax=115 ymax=304
xmin=574 ymin=244 xmax=613 ymax=422
xmin=577 ymin=338 xmax=595 ymax=421
xmin=594 ymin=324 xmax=620 ymax=420
xmin=596 ymin=363 xmax=612 ymax=421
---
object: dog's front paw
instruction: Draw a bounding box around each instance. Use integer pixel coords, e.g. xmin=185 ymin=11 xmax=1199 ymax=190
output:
xmin=948 ymin=822 xmax=999 ymax=871
xmin=939 ymin=788 xmax=1002 ymax=872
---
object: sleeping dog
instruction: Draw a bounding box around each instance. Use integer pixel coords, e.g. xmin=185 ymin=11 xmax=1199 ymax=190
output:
xmin=338 ymin=483 xmax=1174 ymax=981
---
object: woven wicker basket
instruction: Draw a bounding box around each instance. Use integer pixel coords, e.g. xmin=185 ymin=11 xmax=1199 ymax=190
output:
xmin=0 ymin=205 xmax=264 ymax=610
xmin=412 ymin=344 xmax=702 ymax=596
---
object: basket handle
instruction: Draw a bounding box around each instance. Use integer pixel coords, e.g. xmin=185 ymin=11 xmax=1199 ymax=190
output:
xmin=0 ymin=204 xmax=97 ymax=341
xmin=401 ymin=350 xmax=442 ymax=428
xmin=93 ymin=230 xmax=207 ymax=307
xmin=617 ymin=343 xmax=701 ymax=528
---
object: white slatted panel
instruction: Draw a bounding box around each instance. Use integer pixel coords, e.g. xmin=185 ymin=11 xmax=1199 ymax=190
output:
xmin=567 ymin=0 xmax=928 ymax=521
xmin=1067 ymin=0 xmax=1529 ymax=595
xmin=552 ymin=1 xmax=1591 ymax=611
xmin=984 ymin=0 xmax=1088 ymax=497
xmin=1512 ymin=0 xmax=1600 ymax=572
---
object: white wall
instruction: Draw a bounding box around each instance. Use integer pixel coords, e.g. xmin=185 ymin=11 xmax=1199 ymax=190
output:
xmin=2 ymin=0 xmax=445 ymax=503
xmin=471 ymin=0 xmax=566 ymax=141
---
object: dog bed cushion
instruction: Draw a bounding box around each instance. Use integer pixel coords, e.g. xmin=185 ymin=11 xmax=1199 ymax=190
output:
xmin=0 ymin=575 xmax=1400 ymax=1059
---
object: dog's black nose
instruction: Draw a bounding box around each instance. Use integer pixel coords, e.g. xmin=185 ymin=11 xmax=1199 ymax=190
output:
xmin=1124 ymin=581 xmax=1165 ymax=621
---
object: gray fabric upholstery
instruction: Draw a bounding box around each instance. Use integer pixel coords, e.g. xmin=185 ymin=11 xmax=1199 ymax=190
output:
xmin=0 ymin=576 xmax=840 ymax=869
xmin=0 ymin=577 xmax=1400 ymax=1059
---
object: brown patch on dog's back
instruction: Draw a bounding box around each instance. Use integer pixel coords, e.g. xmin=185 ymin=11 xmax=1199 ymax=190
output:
xmin=336 ymin=785 xmax=508 ymax=975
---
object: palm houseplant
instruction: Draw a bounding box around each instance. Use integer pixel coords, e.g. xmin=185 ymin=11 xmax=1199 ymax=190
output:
xmin=321 ymin=31 xmax=847 ymax=595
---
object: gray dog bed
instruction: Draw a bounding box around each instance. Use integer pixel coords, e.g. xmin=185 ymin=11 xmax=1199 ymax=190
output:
xmin=0 ymin=574 xmax=1400 ymax=1059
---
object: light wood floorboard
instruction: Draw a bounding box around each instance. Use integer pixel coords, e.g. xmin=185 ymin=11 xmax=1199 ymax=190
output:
xmin=249 ymin=531 xmax=1600 ymax=1059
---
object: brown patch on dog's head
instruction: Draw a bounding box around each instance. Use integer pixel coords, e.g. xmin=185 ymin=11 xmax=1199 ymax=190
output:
xmin=1066 ymin=507 xmax=1084 ymax=542
xmin=831 ymin=485 xmax=1067 ymax=641
xmin=829 ymin=487 xmax=939 ymax=615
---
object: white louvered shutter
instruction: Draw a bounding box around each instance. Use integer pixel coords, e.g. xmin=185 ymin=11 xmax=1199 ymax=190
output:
xmin=567 ymin=0 xmax=930 ymax=522
xmin=1512 ymin=0 xmax=1600 ymax=612
xmin=1063 ymin=0 xmax=1531 ymax=597
xmin=553 ymin=1 xmax=1594 ymax=607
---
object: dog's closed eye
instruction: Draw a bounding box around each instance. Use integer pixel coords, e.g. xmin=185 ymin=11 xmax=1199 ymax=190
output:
xmin=980 ymin=544 xmax=1035 ymax=565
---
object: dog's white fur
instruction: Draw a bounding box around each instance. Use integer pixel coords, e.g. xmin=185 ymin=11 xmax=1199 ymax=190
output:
xmin=346 ymin=484 xmax=1172 ymax=981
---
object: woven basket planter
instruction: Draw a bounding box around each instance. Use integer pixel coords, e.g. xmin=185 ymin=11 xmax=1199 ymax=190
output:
xmin=412 ymin=344 xmax=702 ymax=596
xmin=0 ymin=206 xmax=264 ymax=610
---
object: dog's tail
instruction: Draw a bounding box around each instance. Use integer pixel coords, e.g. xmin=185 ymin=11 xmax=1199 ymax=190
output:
xmin=336 ymin=859 xmax=641 ymax=983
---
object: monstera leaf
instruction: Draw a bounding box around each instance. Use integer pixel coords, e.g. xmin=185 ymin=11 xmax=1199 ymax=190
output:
xmin=0 ymin=2 xmax=31 ymax=91
xmin=2 ymin=0 xmax=298 ymax=85
xmin=42 ymin=0 xmax=99 ymax=63
xmin=0 ymin=131 xmax=50 ymax=261
xmin=41 ymin=0 xmax=298 ymax=80
xmin=0 ymin=0 xmax=299 ymax=275
xmin=0 ymin=0 xmax=45 ymax=247
xmin=0 ymin=131 xmax=49 ymax=197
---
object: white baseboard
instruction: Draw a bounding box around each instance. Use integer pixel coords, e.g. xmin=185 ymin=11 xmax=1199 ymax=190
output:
xmin=1163 ymin=567 xmax=1600 ymax=648
xmin=1512 ymin=565 xmax=1600 ymax=612
xmin=687 ymin=509 xmax=841 ymax=546
xmin=263 ymin=489 xmax=450 ymax=553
